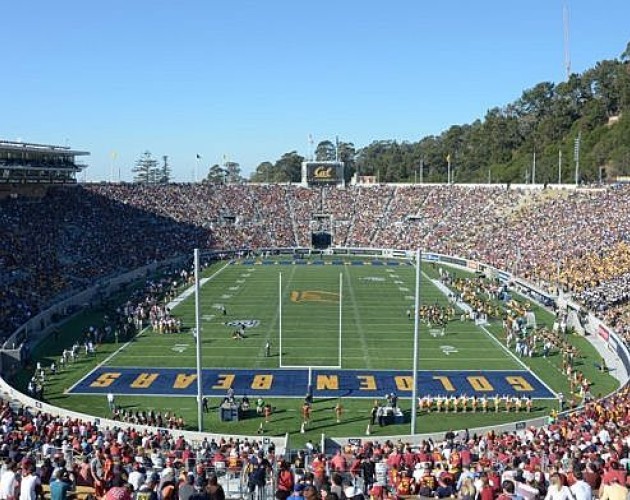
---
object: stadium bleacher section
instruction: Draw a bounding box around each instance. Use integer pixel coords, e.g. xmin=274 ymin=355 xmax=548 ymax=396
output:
xmin=3 ymin=182 xmax=630 ymax=498
xmin=4 ymin=183 xmax=630 ymax=343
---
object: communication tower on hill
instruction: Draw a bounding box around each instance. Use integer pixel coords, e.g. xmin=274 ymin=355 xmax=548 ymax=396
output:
xmin=563 ymin=1 xmax=571 ymax=80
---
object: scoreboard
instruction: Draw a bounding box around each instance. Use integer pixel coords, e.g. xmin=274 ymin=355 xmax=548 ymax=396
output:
xmin=301 ymin=161 xmax=344 ymax=186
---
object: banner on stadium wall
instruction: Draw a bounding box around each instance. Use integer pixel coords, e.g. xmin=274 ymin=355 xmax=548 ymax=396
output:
xmin=598 ymin=325 xmax=610 ymax=341
xmin=422 ymin=253 xmax=439 ymax=262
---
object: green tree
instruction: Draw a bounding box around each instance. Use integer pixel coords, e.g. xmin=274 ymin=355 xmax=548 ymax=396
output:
xmin=206 ymin=164 xmax=226 ymax=184
xmin=224 ymin=161 xmax=242 ymax=183
xmin=338 ymin=141 xmax=357 ymax=181
xmin=315 ymin=140 xmax=336 ymax=161
xmin=275 ymin=151 xmax=304 ymax=182
xmin=250 ymin=161 xmax=275 ymax=183
xmin=132 ymin=151 xmax=159 ymax=184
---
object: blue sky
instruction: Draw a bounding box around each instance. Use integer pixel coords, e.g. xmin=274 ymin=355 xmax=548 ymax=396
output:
xmin=1 ymin=1 xmax=628 ymax=181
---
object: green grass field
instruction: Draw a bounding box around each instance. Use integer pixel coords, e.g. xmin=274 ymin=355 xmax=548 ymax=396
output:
xmin=109 ymin=261 xmax=519 ymax=371
xmin=19 ymin=257 xmax=619 ymax=445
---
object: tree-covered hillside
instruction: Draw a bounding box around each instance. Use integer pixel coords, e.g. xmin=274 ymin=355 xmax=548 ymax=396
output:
xmin=250 ymin=42 xmax=630 ymax=184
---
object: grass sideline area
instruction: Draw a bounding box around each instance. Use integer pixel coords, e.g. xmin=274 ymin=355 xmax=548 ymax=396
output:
xmin=15 ymin=257 xmax=619 ymax=445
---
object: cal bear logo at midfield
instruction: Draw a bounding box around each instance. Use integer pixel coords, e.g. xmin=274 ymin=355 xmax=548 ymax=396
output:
xmin=224 ymin=320 xmax=260 ymax=329
xmin=290 ymin=291 xmax=340 ymax=303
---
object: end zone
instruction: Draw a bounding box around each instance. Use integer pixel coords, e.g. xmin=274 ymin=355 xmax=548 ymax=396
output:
xmin=68 ymin=367 xmax=555 ymax=399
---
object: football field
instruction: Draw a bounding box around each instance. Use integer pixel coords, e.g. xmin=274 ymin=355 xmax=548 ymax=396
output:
xmin=29 ymin=255 xmax=620 ymax=440
xmin=69 ymin=257 xmax=554 ymax=400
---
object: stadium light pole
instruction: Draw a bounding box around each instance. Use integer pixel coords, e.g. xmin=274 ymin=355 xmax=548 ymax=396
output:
xmin=447 ymin=155 xmax=452 ymax=184
xmin=574 ymin=132 xmax=581 ymax=185
xmin=194 ymin=249 xmax=204 ymax=432
xmin=532 ymin=151 xmax=536 ymax=185
xmin=410 ymin=249 xmax=421 ymax=435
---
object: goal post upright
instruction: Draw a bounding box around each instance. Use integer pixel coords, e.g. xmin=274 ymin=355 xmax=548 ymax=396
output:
xmin=338 ymin=272 xmax=343 ymax=369
xmin=411 ymin=248 xmax=421 ymax=435
xmin=279 ymin=272 xmax=283 ymax=368
xmin=194 ymin=248 xmax=203 ymax=433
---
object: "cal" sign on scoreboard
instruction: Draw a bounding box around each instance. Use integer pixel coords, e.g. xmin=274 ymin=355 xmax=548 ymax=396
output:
xmin=303 ymin=161 xmax=344 ymax=186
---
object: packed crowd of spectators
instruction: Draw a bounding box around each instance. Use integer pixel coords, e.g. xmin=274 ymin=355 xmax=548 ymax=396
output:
xmin=4 ymin=181 xmax=630 ymax=497
xmin=3 ymin=182 xmax=630 ymax=353
xmin=276 ymin=386 xmax=630 ymax=500
xmin=0 ymin=393 xmax=275 ymax=500
xmin=0 ymin=187 xmax=210 ymax=342
xmin=4 ymin=379 xmax=630 ymax=499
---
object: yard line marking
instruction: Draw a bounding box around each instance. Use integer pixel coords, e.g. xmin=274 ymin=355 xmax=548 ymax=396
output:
xmin=343 ymin=266 xmax=372 ymax=369
xmin=68 ymin=262 xmax=231 ymax=393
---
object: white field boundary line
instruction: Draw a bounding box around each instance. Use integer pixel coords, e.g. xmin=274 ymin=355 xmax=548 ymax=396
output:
xmin=106 ymin=355 xmax=514 ymax=362
xmin=104 ymin=364 xmax=530 ymax=373
xmin=133 ymin=336 xmax=494 ymax=343
xmin=478 ymin=324 xmax=558 ymax=398
xmin=166 ymin=261 xmax=231 ymax=309
xmin=421 ymin=273 xmax=558 ymax=398
xmin=119 ymin=346 xmax=506 ymax=352
xmin=491 ymin=325 xmax=569 ymax=380
xmin=421 ymin=271 xmax=470 ymax=315
xmin=65 ymin=390 xmax=559 ymax=400
xmin=65 ymin=325 xmax=150 ymax=394
xmin=65 ymin=261 xmax=231 ymax=394
xmin=503 ymin=289 xmax=588 ymax=384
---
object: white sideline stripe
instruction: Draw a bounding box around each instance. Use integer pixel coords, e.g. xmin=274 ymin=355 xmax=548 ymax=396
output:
xmin=479 ymin=324 xmax=558 ymax=398
xmin=419 ymin=273 xmax=558 ymax=397
xmin=67 ymin=262 xmax=231 ymax=393
xmin=166 ymin=261 xmax=231 ymax=309
xmin=66 ymin=325 xmax=149 ymax=393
